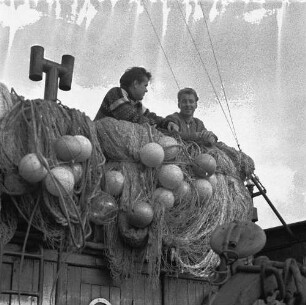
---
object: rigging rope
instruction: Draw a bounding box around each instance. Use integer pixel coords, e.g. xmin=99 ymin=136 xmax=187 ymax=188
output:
xmin=142 ymin=0 xmax=242 ymax=150
xmin=142 ymin=0 xmax=181 ymax=90
xmin=174 ymin=0 xmax=241 ymax=150
xmin=199 ymin=2 xmax=241 ymax=150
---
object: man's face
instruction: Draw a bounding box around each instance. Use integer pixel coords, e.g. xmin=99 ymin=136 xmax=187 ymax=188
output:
xmin=178 ymin=93 xmax=197 ymax=116
xmin=132 ymin=77 xmax=149 ymax=100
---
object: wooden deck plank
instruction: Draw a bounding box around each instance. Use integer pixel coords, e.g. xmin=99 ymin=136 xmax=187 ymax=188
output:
xmin=168 ymin=277 xmax=177 ymax=305
xmin=109 ymin=286 xmax=120 ymax=305
xmin=143 ymin=277 xmax=161 ymax=305
xmin=120 ymin=277 xmax=133 ymax=305
xmin=56 ymin=261 xmax=68 ymax=305
xmin=163 ymin=276 xmax=169 ymax=305
xmin=195 ymin=281 xmax=205 ymax=305
xmin=143 ymin=276 xmax=152 ymax=305
xmin=11 ymin=295 xmax=37 ymax=305
xmin=91 ymin=284 xmax=101 ymax=300
xmin=80 ymin=283 xmax=91 ymax=305
xmin=81 ymin=267 xmax=111 ymax=286
xmin=187 ymin=280 xmax=196 ymax=305
xmin=100 ymin=285 xmax=110 ymax=301
xmin=133 ymin=276 xmax=145 ymax=305
xmin=32 ymin=259 xmax=40 ymax=293
xmin=176 ymin=279 xmax=188 ymax=305
xmin=64 ymin=253 xmax=106 ymax=268
xmin=0 ymin=261 xmax=12 ymax=305
xmin=12 ymin=258 xmax=33 ymax=291
xmin=11 ymin=258 xmax=34 ymax=305
xmin=1 ymin=262 xmax=13 ymax=290
xmin=42 ymin=261 xmax=56 ymax=305
xmin=0 ymin=294 xmax=10 ymax=305
xmin=203 ymin=281 xmax=214 ymax=305
xmin=151 ymin=279 xmax=162 ymax=305
xmin=66 ymin=265 xmax=82 ymax=305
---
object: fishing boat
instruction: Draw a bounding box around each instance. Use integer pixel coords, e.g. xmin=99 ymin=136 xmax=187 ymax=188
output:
xmin=1 ymin=1 xmax=305 ymax=304
xmin=0 ymin=48 xmax=304 ymax=304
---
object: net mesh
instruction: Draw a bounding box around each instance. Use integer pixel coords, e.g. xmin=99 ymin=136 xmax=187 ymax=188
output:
xmin=0 ymin=96 xmax=255 ymax=285
xmin=95 ymin=117 xmax=254 ymax=283
xmin=0 ymin=98 xmax=105 ymax=248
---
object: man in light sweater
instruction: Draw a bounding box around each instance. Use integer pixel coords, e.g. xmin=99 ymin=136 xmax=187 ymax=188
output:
xmin=165 ymin=87 xmax=217 ymax=145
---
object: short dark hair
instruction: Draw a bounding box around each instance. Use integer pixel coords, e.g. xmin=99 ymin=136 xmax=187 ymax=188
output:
xmin=177 ymin=87 xmax=199 ymax=102
xmin=120 ymin=67 xmax=152 ymax=89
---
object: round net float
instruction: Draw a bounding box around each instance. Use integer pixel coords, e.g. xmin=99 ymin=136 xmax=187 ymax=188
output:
xmin=44 ymin=166 xmax=75 ymax=197
xmin=158 ymin=164 xmax=184 ymax=190
xmin=158 ymin=136 xmax=179 ymax=161
xmin=18 ymin=153 xmax=48 ymax=183
xmin=89 ymin=191 xmax=118 ymax=225
xmin=139 ymin=142 xmax=164 ymax=168
xmin=62 ymin=163 xmax=83 ymax=184
xmin=192 ymin=153 xmax=217 ymax=178
xmin=104 ymin=170 xmax=125 ymax=196
xmin=54 ymin=135 xmax=81 ymax=162
xmin=153 ymin=187 xmax=175 ymax=209
xmin=205 ymin=173 xmax=218 ymax=188
xmin=193 ymin=178 xmax=213 ymax=203
xmin=118 ymin=212 xmax=149 ymax=248
xmin=210 ymin=221 xmax=267 ymax=259
xmin=74 ymin=135 xmax=93 ymax=162
xmin=173 ymin=180 xmax=191 ymax=201
xmin=127 ymin=201 xmax=154 ymax=229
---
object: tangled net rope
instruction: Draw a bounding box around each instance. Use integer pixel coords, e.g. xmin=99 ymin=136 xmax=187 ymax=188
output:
xmin=0 ymin=93 xmax=255 ymax=286
xmin=96 ymin=117 xmax=254 ymax=283
xmin=160 ymin=139 xmax=254 ymax=278
xmin=0 ymin=97 xmax=105 ymax=249
xmin=96 ymin=118 xmax=165 ymax=285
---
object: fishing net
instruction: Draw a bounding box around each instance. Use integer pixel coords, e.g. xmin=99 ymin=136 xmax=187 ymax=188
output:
xmin=0 ymin=92 xmax=255 ymax=285
xmin=161 ymin=140 xmax=254 ymax=278
xmin=0 ymin=82 xmax=13 ymax=120
xmin=0 ymin=84 xmax=18 ymax=248
xmin=0 ymin=198 xmax=18 ymax=247
xmin=0 ymin=196 xmax=18 ymax=282
xmin=96 ymin=118 xmax=165 ymax=284
xmin=95 ymin=118 xmax=254 ymax=284
xmin=0 ymin=97 xmax=105 ymax=248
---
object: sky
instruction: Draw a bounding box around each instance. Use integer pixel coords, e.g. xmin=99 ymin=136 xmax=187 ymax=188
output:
xmin=0 ymin=0 xmax=306 ymax=229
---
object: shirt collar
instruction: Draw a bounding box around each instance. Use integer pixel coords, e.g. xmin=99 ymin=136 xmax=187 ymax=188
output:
xmin=121 ymin=87 xmax=141 ymax=105
xmin=178 ymin=112 xmax=194 ymax=125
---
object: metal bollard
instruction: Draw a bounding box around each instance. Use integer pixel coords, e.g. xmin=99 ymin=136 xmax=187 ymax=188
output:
xmin=29 ymin=45 xmax=74 ymax=101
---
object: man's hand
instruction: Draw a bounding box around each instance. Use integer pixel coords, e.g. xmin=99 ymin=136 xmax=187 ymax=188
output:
xmin=167 ymin=122 xmax=179 ymax=132
xmin=201 ymin=130 xmax=218 ymax=145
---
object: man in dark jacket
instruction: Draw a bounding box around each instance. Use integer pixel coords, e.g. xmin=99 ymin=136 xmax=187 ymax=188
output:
xmin=165 ymin=87 xmax=217 ymax=145
xmin=94 ymin=67 xmax=178 ymax=132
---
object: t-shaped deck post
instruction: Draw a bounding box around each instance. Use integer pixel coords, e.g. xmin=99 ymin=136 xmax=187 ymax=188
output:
xmin=29 ymin=45 xmax=75 ymax=101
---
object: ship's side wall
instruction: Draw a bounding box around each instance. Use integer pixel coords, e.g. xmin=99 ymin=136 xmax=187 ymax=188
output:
xmin=257 ymin=220 xmax=306 ymax=263
xmin=0 ymin=243 xmax=213 ymax=305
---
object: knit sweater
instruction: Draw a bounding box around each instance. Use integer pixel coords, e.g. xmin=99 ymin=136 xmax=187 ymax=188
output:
xmin=165 ymin=112 xmax=207 ymax=141
xmin=94 ymin=87 xmax=168 ymax=128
